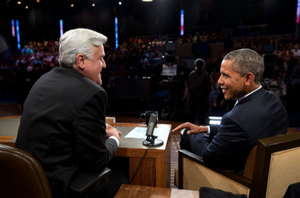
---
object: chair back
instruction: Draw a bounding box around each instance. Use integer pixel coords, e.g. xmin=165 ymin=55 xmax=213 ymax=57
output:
xmin=0 ymin=143 xmax=52 ymax=198
xmin=250 ymin=132 xmax=300 ymax=198
xmin=243 ymin=145 xmax=257 ymax=179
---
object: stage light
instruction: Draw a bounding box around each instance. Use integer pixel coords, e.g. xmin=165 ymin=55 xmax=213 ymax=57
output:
xmin=71 ymin=4 xmax=74 ymax=7
xmin=92 ymin=3 xmax=95 ymax=7
xmin=17 ymin=1 xmax=21 ymax=4
xmin=180 ymin=9 xmax=184 ymax=35
xmin=11 ymin=19 xmax=15 ymax=37
xmin=25 ymin=5 xmax=28 ymax=9
xmin=60 ymin=19 xmax=63 ymax=37
xmin=16 ymin=20 xmax=21 ymax=49
xmin=115 ymin=17 xmax=118 ymax=49
xmin=142 ymin=0 xmax=153 ymax=2
xmin=296 ymin=0 xmax=300 ymax=24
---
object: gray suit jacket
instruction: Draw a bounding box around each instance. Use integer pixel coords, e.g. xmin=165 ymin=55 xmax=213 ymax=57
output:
xmin=15 ymin=67 xmax=117 ymax=198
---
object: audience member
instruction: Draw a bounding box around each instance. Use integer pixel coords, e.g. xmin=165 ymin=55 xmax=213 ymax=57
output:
xmin=192 ymin=31 xmax=201 ymax=43
xmin=208 ymin=67 xmax=220 ymax=111
xmin=187 ymin=58 xmax=211 ymax=124
xmin=269 ymin=72 xmax=287 ymax=106
xmin=278 ymin=35 xmax=288 ymax=50
xmin=172 ymin=48 xmax=289 ymax=174
xmin=288 ymin=64 xmax=300 ymax=109
xmin=200 ymin=30 xmax=209 ymax=43
xmin=291 ymin=44 xmax=300 ymax=57
xmin=15 ymin=28 xmax=127 ymax=198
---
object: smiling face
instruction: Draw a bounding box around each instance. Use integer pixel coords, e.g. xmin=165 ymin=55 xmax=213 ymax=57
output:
xmin=77 ymin=45 xmax=106 ymax=85
xmin=218 ymin=59 xmax=248 ymax=100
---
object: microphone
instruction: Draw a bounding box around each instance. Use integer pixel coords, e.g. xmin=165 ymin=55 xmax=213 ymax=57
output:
xmin=142 ymin=113 xmax=163 ymax=147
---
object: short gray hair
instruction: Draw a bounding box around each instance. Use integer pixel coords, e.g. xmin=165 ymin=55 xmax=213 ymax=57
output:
xmin=223 ymin=48 xmax=264 ymax=83
xmin=58 ymin=28 xmax=107 ymax=68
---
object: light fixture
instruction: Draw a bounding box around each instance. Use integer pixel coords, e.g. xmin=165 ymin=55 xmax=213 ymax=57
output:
xmin=71 ymin=4 xmax=74 ymax=7
xmin=92 ymin=3 xmax=95 ymax=7
xmin=119 ymin=1 xmax=122 ymax=5
xmin=25 ymin=5 xmax=28 ymax=9
xmin=142 ymin=0 xmax=153 ymax=2
xmin=17 ymin=1 xmax=21 ymax=4
xmin=36 ymin=0 xmax=40 ymax=2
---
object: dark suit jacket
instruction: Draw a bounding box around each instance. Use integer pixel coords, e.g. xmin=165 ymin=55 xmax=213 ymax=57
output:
xmin=202 ymin=87 xmax=289 ymax=172
xmin=15 ymin=67 xmax=118 ymax=198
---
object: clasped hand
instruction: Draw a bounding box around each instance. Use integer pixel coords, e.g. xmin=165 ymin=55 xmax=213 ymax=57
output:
xmin=106 ymin=125 xmax=122 ymax=141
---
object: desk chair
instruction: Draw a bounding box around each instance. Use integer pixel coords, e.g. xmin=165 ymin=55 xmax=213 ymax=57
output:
xmin=177 ymin=132 xmax=300 ymax=198
xmin=0 ymin=143 xmax=111 ymax=198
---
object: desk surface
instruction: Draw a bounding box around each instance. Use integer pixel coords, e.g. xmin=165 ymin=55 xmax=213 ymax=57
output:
xmin=115 ymin=122 xmax=171 ymax=150
xmin=114 ymin=184 xmax=199 ymax=198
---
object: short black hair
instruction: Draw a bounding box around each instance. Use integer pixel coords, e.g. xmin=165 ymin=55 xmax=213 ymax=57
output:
xmin=194 ymin=58 xmax=204 ymax=68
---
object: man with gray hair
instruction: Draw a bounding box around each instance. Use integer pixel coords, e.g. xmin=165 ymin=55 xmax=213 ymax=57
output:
xmin=15 ymin=28 xmax=127 ymax=198
xmin=173 ymin=48 xmax=288 ymax=174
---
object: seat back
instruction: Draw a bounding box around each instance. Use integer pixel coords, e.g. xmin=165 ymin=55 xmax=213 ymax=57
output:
xmin=243 ymin=145 xmax=257 ymax=179
xmin=250 ymin=132 xmax=300 ymax=198
xmin=0 ymin=143 xmax=52 ymax=198
xmin=178 ymin=150 xmax=251 ymax=196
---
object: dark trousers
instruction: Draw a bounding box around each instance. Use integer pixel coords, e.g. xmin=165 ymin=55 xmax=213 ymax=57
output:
xmin=93 ymin=168 xmax=128 ymax=198
xmin=87 ymin=157 xmax=129 ymax=198
xmin=179 ymin=128 xmax=210 ymax=158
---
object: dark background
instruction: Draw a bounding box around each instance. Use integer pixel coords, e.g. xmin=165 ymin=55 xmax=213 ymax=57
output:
xmin=0 ymin=0 xmax=298 ymax=49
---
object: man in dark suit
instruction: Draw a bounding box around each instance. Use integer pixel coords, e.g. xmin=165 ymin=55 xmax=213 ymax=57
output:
xmin=15 ymin=28 xmax=126 ymax=198
xmin=172 ymin=48 xmax=289 ymax=174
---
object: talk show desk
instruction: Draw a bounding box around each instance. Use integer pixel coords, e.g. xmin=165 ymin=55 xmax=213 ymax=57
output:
xmin=115 ymin=184 xmax=199 ymax=198
xmin=0 ymin=120 xmax=172 ymax=188
xmin=114 ymin=122 xmax=171 ymax=188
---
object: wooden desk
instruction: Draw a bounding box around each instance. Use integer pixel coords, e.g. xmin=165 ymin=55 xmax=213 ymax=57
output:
xmin=114 ymin=184 xmax=199 ymax=198
xmin=114 ymin=122 xmax=171 ymax=188
xmin=0 ymin=120 xmax=172 ymax=188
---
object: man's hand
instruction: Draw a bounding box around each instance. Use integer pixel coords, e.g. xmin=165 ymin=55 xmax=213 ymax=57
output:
xmin=172 ymin=122 xmax=208 ymax=135
xmin=106 ymin=125 xmax=122 ymax=141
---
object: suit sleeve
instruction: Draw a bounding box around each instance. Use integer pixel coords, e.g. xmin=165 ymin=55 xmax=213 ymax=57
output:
xmin=203 ymin=115 xmax=249 ymax=169
xmin=73 ymin=88 xmax=117 ymax=173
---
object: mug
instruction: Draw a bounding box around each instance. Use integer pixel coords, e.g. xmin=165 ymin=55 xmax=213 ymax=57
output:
xmin=140 ymin=110 xmax=158 ymax=126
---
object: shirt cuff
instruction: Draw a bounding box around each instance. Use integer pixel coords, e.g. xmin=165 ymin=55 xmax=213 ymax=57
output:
xmin=204 ymin=126 xmax=210 ymax=137
xmin=108 ymin=136 xmax=119 ymax=147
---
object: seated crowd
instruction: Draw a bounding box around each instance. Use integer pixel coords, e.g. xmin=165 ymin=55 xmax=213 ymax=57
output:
xmin=1 ymin=30 xmax=300 ymax=113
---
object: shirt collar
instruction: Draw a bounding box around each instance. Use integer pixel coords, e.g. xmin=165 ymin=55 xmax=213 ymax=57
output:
xmin=235 ymin=85 xmax=262 ymax=106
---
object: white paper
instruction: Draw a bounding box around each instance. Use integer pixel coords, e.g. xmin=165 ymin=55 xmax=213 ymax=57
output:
xmin=125 ymin=127 xmax=167 ymax=139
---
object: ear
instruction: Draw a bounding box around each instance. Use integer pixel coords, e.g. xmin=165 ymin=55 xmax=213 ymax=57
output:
xmin=244 ymin=72 xmax=255 ymax=85
xmin=76 ymin=54 xmax=85 ymax=70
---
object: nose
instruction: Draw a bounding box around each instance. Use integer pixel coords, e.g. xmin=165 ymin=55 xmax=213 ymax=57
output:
xmin=217 ymin=75 xmax=223 ymax=85
xmin=100 ymin=59 xmax=106 ymax=69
